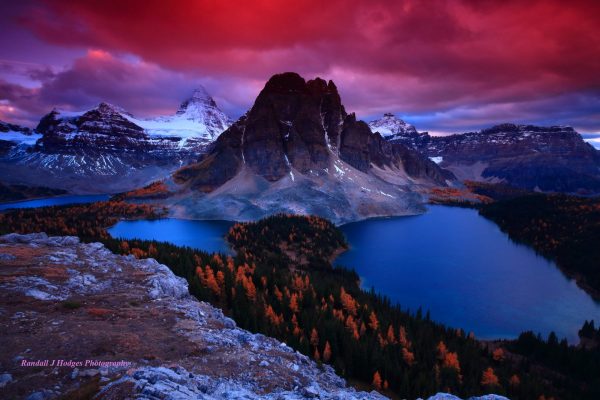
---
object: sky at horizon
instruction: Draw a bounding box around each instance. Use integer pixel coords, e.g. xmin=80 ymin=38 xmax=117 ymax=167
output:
xmin=1 ymin=0 xmax=599 ymax=137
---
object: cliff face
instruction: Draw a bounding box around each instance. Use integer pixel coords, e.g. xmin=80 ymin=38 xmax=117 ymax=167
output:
xmin=166 ymin=73 xmax=451 ymax=224
xmin=0 ymin=233 xmax=385 ymax=400
xmin=175 ymin=72 xmax=448 ymax=189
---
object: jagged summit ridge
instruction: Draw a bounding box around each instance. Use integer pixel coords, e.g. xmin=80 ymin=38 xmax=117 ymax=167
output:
xmin=0 ymin=88 xmax=233 ymax=193
xmin=377 ymin=116 xmax=600 ymax=192
xmin=171 ymin=86 xmax=233 ymax=137
xmin=165 ymin=72 xmax=452 ymax=224
xmin=369 ymin=113 xmax=418 ymax=138
xmin=177 ymin=86 xmax=217 ymax=111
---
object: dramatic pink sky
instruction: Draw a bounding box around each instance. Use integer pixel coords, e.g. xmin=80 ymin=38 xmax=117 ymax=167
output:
xmin=1 ymin=0 xmax=599 ymax=136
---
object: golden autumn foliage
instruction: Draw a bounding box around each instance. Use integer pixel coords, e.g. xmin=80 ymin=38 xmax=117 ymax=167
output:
xmin=386 ymin=325 xmax=396 ymax=344
xmin=313 ymin=348 xmax=320 ymax=361
xmin=368 ymin=311 xmax=379 ymax=331
xmin=274 ymin=285 xmax=283 ymax=302
xmin=130 ymin=248 xmax=147 ymax=259
xmin=372 ymin=371 xmax=382 ymax=390
xmin=443 ymin=351 xmax=461 ymax=372
xmin=264 ymin=304 xmax=283 ymax=326
xmin=242 ymin=276 xmax=257 ymax=301
xmin=120 ymin=181 xmax=169 ymax=199
xmin=398 ymin=326 xmax=409 ymax=347
xmin=492 ymin=347 xmax=505 ymax=362
xmin=200 ymin=265 xmax=221 ymax=296
xmin=323 ymin=341 xmax=332 ymax=363
xmin=310 ymin=328 xmax=319 ymax=347
xmin=120 ymin=241 xmax=130 ymax=253
xmin=429 ymin=186 xmax=493 ymax=206
xmin=402 ymin=347 xmax=415 ymax=366
xmin=148 ymin=243 xmax=158 ymax=257
xmin=289 ymin=293 xmax=300 ymax=313
xmin=340 ymin=287 xmax=358 ymax=315
xmin=481 ymin=367 xmax=499 ymax=387
xmin=5 ymin=207 xmax=577 ymax=398
xmin=509 ymin=374 xmax=521 ymax=387
xmin=345 ymin=315 xmax=360 ymax=340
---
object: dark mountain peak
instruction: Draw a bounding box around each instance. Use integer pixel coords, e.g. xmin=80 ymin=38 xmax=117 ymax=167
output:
xmin=177 ymin=86 xmax=219 ymax=114
xmin=91 ymin=102 xmax=131 ymax=117
xmin=36 ymin=110 xmax=63 ymax=134
xmin=480 ymin=123 xmax=577 ymax=136
xmin=0 ymin=120 xmax=31 ymax=134
xmin=175 ymin=72 xmax=450 ymax=192
xmin=259 ymin=73 xmax=341 ymax=100
xmin=189 ymin=86 xmax=212 ymax=101
xmin=262 ymin=72 xmax=307 ymax=93
xmin=345 ymin=112 xmax=358 ymax=123
xmin=481 ymin=123 xmax=520 ymax=134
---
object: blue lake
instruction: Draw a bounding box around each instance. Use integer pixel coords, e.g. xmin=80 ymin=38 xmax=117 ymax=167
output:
xmin=109 ymin=219 xmax=234 ymax=254
xmin=0 ymin=194 xmax=110 ymax=211
xmin=16 ymin=196 xmax=598 ymax=343
xmin=336 ymin=206 xmax=600 ymax=343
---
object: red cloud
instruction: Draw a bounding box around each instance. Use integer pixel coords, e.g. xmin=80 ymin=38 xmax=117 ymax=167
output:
xmin=0 ymin=50 xmax=239 ymax=125
xmin=3 ymin=0 xmax=600 ymax=132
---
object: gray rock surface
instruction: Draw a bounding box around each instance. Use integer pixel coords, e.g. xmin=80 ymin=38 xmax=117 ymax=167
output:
xmin=0 ymin=233 xmax=385 ymax=399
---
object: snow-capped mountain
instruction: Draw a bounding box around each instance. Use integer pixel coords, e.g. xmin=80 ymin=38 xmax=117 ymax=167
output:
xmin=368 ymin=113 xmax=418 ymax=138
xmin=0 ymin=88 xmax=232 ymax=194
xmin=372 ymin=116 xmax=600 ymax=193
xmin=126 ymin=87 xmax=232 ymax=144
xmin=145 ymin=73 xmax=453 ymax=224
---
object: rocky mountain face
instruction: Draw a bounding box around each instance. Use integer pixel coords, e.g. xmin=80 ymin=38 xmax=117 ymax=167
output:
xmin=368 ymin=113 xmax=418 ymax=139
xmin=369 ymin=115 xmax=600 ymax=193
xmin=0 ymin=88 xmax=232 ymax=194
xmin=165 ymin=73 xmax=451 ymax=224
xmin=173 ymin=87 xmax=233 ymax=136
xmin=0 ymin=120 xmax=32 ymax=135
xmin=0 ymin=120 xmax=39 ymax=157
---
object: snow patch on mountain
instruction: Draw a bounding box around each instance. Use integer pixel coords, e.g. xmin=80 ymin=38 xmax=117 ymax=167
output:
xmin=0 ymin=88 xmax=233 ymax=193
xmin=0 ymin=130 xmax=42 ymax=145
xmin=369 ymin=113 xmax=418 ymax=138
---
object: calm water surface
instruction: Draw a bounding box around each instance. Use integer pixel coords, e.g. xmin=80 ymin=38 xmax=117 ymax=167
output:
xmin=0 ymin=194 xmax=109 ymax=211
xmin=109 ymin=219 xmax=234 ymax=254
xmin=69 ymin=203 xmax=600 ymax=342
xmin=336 ymin=205 xmax=600 ymax=342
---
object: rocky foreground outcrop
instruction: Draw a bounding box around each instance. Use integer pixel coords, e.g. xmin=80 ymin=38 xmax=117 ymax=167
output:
xmin=0 ymin=233 xmax=384 ymax=399
xmin=0 ymin=233 xmax=508 ymax=400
